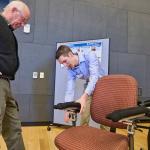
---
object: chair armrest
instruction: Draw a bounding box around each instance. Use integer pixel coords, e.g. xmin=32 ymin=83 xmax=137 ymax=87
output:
xmin=106 ymin=106 xmax=150 ymax=122
xmin=54 ymin=102 xmax=81 ymax=113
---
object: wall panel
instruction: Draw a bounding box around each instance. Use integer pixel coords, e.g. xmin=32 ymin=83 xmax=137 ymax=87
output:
xmin=73 ymin=1 xmax=106 ymax=41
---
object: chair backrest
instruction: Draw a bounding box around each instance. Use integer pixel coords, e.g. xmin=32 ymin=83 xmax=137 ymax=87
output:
xmin=91 ymin=74 xmax=138 ymax=129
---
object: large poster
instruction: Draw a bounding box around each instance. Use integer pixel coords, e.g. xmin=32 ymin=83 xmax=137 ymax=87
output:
xmin=54 ymin=39 xmax=109 ymax=127
xmin=57 ymin=39 xmax=109 ymax=75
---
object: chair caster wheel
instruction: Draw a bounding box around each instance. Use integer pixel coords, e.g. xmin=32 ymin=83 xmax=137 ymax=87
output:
xmin=47 ymin=126 xmax=51 ymax=131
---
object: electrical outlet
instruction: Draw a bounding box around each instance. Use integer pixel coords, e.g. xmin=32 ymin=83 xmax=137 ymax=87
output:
xmin=24 ymin=24 xmax=30 ymax=33
xmin=40 ymin=72 xmax=44 ymax=78
xmin=33 ymin=72 xmax=38 ymax=79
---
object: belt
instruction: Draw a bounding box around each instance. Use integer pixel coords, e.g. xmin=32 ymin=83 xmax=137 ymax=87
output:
xmin=0 ymin=73 xmax=9 ymax=82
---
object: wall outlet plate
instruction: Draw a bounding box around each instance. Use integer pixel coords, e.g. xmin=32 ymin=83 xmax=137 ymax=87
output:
xmin=24 ymin=24 xmax=30 ymax=33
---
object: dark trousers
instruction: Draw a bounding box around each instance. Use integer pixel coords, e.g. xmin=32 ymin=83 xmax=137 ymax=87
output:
xmin=0 ymin=79 xmax=25 ymax=150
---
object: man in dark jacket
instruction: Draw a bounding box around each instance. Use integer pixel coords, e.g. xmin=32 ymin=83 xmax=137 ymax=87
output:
xmin=0 ymin=1 xmax=30 ymax=149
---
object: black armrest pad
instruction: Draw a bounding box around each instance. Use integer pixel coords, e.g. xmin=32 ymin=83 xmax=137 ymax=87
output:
xmin=54 ymin=102 xmax=81 ymax=113
xmin=106 ymin=106 xmax=150 ymax=122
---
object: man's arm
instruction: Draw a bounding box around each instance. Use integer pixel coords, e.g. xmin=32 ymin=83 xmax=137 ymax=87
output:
xmin=79 ymin=51 xmax=101 ymax=113
xmin=78 ymin=92 xmax=89 ymax=114
xmin=65 ymin=77 xmax=75 ymax=102
xmin=64 ymin=71 xmax=76 ymax=122
xmin=85 ymin=51 xmax=102 ymax=95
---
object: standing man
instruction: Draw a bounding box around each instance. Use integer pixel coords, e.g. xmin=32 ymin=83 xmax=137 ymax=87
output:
xmin=56 ymin=45 xmax=105 ymax=126
xmin=0 ymin=1 xmax=30 ymax=149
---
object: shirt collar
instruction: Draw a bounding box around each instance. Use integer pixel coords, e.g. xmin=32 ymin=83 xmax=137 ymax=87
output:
xmin=78 ymin=52 xmax=86 ymax=64
xmin=70 ymin=52 xmax=86 ymax=70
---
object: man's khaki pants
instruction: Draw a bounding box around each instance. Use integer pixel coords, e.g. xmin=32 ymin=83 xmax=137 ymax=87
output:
xmin=77 ymin=96 xmax=91 ymax=126
xmin=78 ymin=96 xmax=110 ymax=131
xmin=0 ymin=79 xmax=25 ymax=150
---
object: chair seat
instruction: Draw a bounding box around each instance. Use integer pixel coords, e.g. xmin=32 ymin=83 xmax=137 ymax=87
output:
xmin=55 ymin=126 xmax=128 ymax=150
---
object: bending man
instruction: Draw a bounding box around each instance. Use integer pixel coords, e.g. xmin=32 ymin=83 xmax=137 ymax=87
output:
xmin=56 ymin=45 xmax=105 ymax=126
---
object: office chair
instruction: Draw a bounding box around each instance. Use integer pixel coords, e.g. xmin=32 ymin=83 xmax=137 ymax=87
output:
xmin=54 ymin=74 xmax=150 ymax=150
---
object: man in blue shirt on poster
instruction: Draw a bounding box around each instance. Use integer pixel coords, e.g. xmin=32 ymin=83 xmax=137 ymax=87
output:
xmin=56 ymin=45 xmax=105 ymax=126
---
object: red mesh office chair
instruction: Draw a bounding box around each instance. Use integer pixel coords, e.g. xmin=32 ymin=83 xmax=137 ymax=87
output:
xmin=55 ymin=74 xmax=150 ymax=150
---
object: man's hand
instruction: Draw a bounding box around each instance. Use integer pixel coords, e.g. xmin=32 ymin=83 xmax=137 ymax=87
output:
xmin=64 ymin=111 xmax=70 ymax=123
xmin=78 ymin=93 xmax=88 ymax=114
